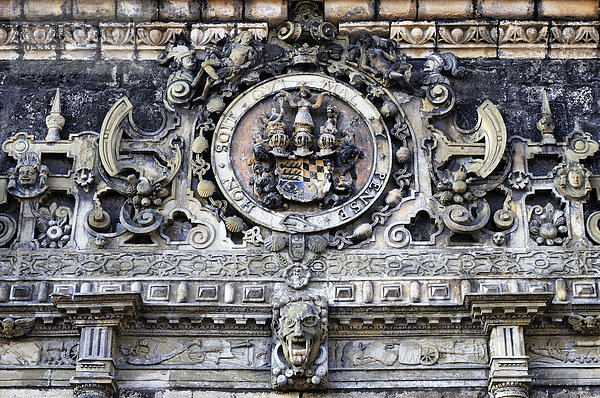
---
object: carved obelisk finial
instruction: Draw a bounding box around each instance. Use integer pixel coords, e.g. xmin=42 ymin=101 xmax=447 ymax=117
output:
xmin=537 ymin=89 xmax=556 ymax=144
xmin=45 ymin=88 xmax=65 ymax=142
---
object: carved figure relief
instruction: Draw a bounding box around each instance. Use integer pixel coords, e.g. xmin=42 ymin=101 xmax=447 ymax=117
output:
xmin=272 ymin=296 xmax=327 ymax=390
xmin=338 ymin=338 xmax=487 ymax=367
xmin=119 ymin=338 xmax=261 ymax=367
xmin=0 ymin=317 xmax=35 ymax=338
xmin=7 ymin=152 xmax=49 ymax=200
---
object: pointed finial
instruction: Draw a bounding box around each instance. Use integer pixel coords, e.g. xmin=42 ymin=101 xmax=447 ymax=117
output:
xmin=45 ymin=88 xmax=65 ymax=142
xmin=537 ymin=89 xmax=556 ymax=145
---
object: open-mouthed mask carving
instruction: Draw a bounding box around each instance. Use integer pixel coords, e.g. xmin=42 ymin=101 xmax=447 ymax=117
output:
xmin=278 ymin=300 xmax=323 ymax=369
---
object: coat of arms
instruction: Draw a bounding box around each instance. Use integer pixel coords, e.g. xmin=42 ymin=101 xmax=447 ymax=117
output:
xmin=249 ymin=87 xmax=363 ymax=208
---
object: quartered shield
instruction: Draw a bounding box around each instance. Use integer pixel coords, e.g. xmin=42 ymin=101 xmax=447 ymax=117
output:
xmin=276 ymin=158 xmax=332 ymax=202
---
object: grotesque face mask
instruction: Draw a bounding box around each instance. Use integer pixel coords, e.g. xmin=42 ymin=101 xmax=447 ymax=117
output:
xmin=18 ymin=165 xmax=38 ymax=189
xmin=277 ymin=300 xmax=323 ymax=369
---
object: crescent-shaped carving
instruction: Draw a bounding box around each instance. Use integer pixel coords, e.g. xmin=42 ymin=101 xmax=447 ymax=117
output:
xmin=475 ymin=100 xmax=507 ymax=178
xmin=432 ymin=100 xmax=506 ymax=178
xmin=99 ymin=97 xmax=133 ymax=177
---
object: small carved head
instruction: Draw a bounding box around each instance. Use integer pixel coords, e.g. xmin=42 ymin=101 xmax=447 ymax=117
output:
xmin=358 ymin=33 xmax=375 ymax=47
xmin=274 ymin=296 xmax=327 ymax=370
xmin=566 ymin=163 xmax=586 ymax=189
xmin=1 ymin=317 xmax=14 ymax=331
xmin=235 ymin=30 xmax=253 ymax=46
xmin=18 ymin=165 xmax=38 ymax=189
xmin=326 ymin=105 xmax=337 ymax=119
xmin=16 ymin=152 xmax=42 ymax=189
xmin=298 ymin=86 xmax=312 ymax=99
xmin=556 ymin=161 xmax=591 ymax=199
xmin=8 ymin=152 xmax=48 ymax=199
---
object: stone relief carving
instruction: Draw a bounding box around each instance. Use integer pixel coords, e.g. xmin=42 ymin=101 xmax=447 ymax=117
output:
xmin=0 ymin=338 xmax=78 ymax=367
xmin=1 ymin=1 xmax=597 ymax=263
xmin=0 ymin=4 xmax=600 ymax=396
xmin=527 ymin=337 xmax=600 ymax=365
xmin=272 ymin=296 xmax=327 ymax=390
xmin=119 ymin=337 xmax=265 ymax=367
xmin=336 ymin=338 xmax=487 ymax=367
xmin=0 ymin=317 xmax=35 ymax=338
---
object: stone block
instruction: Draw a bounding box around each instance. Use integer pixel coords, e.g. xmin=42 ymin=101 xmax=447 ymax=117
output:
xmin=478 ymin=0 xmax=534 ymax=19
xmin=0 ymin=0 xmax=21 ymax=20
xmin=379 ymin=0 xmax=416 ymax=20
xmin=391 ymin=21 xmax=436 ymax=58
xmin=59 ymin=23 xmax=99 ymax=60
xmin=23 ymin=0 xmax=71 ymax=20
xmin=339 ymin=21 xmax=389 ymax=37
xmin=137 ymin=22 xmax=185 ymax=60
xmin=100 ymin=23 xmax=135 ymax=60
xmin=437 ymin=21 xmax=497 ymax=58
xmin=73 ymin=0 xmax=115 ymax=19
xmin=190 ymin=23 xmax=267 ymax=48
xmin=202 ymin=0 xmax=242 ymax=21
xmin=21 ymin=24 xmax=58 ymax=59
xmin=161 ymin=391 xmax=193 ymax=398
xmin=498 ymin=21 xmax=548 ymax=59
xmin=539 ymin=0 xmax=599 ymax=19
xmin=117 ymin=0 xmax=159 ymax=21
xmin=324 ymin=0 xmax=375 ymax=23
xmin=418 ymin=0 xmax=473 ymax=19
xmin=550 ymin=22 xmax=599 ymax=59
xmin=160 ymin=0 xmax=201 ymax=21
xmin=0 ymin=24 xmax=19 ymax=60
xmin=245 ymin=0 xmax=287 ymax=26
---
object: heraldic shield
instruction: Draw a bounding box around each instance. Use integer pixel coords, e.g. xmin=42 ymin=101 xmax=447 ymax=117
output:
xmin=276 ymin=158 xmax=332 ymax=202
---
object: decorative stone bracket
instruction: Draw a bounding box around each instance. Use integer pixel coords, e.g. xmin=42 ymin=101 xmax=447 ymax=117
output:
xmin=466 ymin=292 xmax=553 ymax=398
xmin=51 ymin=292 xmax=142 ymax=398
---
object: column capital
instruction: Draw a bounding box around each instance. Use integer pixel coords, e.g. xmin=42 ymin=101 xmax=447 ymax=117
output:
xmin=51 ymin=291 xmax=142 ymax=330
xmin=466 ymin=292 xmax=553 ymax=332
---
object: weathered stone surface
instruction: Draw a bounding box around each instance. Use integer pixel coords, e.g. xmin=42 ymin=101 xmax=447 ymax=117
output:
xmin=378 ymin=0 xmax=417 ymax=20
xmin=73 ymin=0 xmax=115 ymax=19
xmin=159 ymin=0 xmax=201 ymax=21
xmin=202 ymin=0 xmax=242 ymax=21
xmin=0 ymin=0 xmax=20 ymax=20
xmin=418 ymin=0 xmax=473 ymax=19
xmin=22 ymin=0 xmax=71 ymax=20
xmin=245 ymin=0 xmax=287 ymax=26
xmin=539 ymin=0 xmax=599 ymax=19
xmin=437 ymin=21 xmax=497 ymax=58
xmin=498 ymin=21 xmax=549 ymax=59
xmin=550 ymin=22 xmax=600 ymax=59
xmin=478 ymin=0 xmax=534 ymax=19
xmin=2 ymin=4 xmax=600 ymax=398
xmin=324 ymin=0 xmax=375 ymax=23
xmin=117 ymin=0 xmax=159 ymax=21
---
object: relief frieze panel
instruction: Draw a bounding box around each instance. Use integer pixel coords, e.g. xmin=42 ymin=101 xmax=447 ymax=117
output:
xmin=331 ymin=337 xmax=488 ymax=368
xmin=117 ymin=337 xmax=270 ymax=368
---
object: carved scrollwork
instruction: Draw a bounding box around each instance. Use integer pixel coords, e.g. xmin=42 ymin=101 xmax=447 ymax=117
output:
xmin=443 ymin=201 xmax=491 ymax=233
xmin=0 ymin=214 xmax=17 ymax=246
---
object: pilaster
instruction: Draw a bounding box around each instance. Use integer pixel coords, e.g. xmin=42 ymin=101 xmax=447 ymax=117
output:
xmin=467 ymin=293 xmax=553 ymax=398
xmin=51 ymin=292 xmax=142 ymax=398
